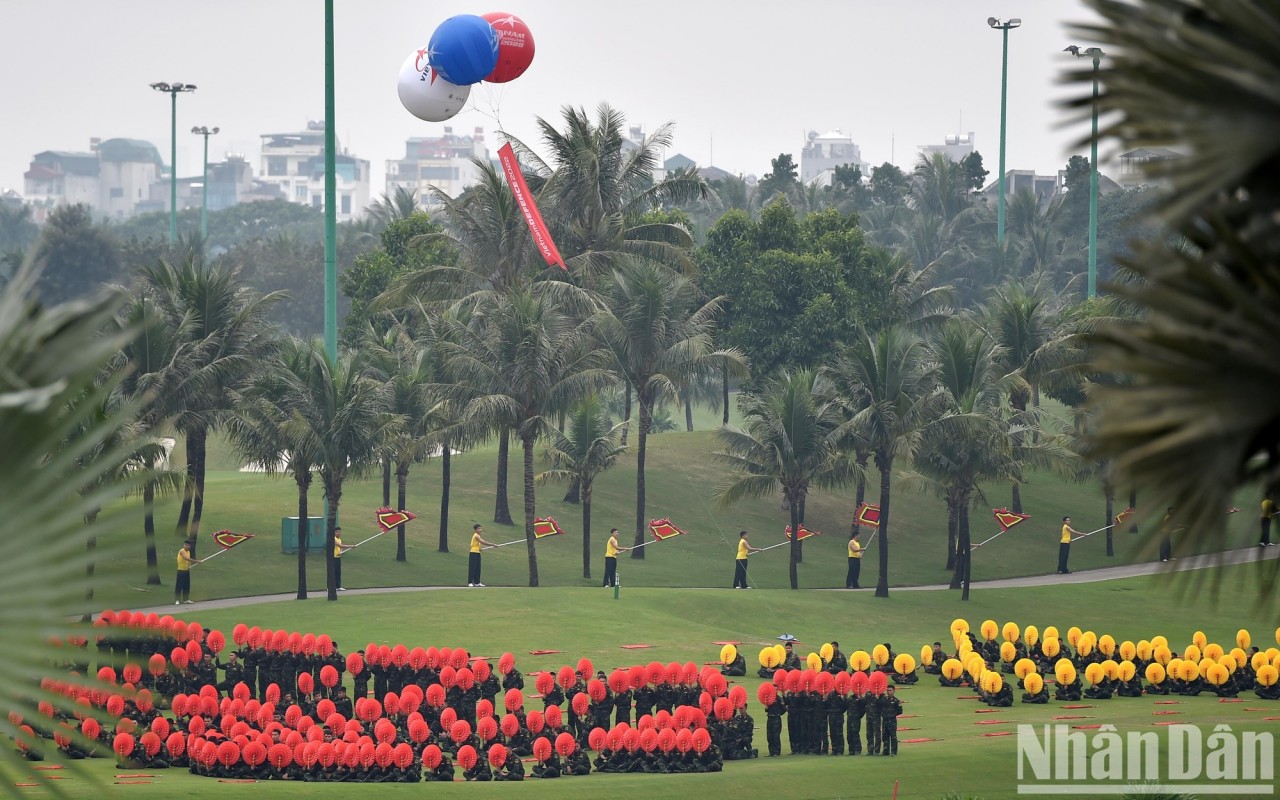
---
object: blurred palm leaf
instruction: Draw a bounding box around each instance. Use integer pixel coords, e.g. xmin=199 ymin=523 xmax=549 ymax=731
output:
xmin=0 ymin=264 xmax=146 ymax=790
xmin=1067 ymin=0 xmax=1280 ymax=600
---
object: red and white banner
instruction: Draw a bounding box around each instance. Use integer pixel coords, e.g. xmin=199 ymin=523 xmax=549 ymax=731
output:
xmin=497 ymin=143 xmax=566 ymax=271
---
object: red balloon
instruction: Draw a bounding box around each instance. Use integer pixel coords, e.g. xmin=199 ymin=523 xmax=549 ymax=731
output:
xmin=482 ymin=12 xmax=535 ymax=83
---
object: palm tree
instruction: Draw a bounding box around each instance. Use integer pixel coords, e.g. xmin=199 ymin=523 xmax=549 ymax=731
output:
xmin=438 ymin=289 xmax=613 ymax=586
xmin=114 ymin=295 xmax=199 ymax=583
xmin=226 ymin=338 xmax=320 ymax=599
xmin=0 ymin=264 xmax=150 ymax=785
xmin=980 ymin=279 xmax=1076 ymax=512
xmin=715 ymin=370 xmax=854 ymax=589
xmin=139 ymin=256 xmax=283 ymax=545
xmin=1063 ymin=1 xmax=1280 ymax=578
xmin=365 ymin=322 xmax=445 ymax=561
xmin=274 ymin=344 xmax=397 ymax=600
xmin=598 ymin=259 xmax=748 ymax=558
xmin=385 ymin=161 xmax=552 ymax=528
xmin=365 ymin=186 xmax=421 ymax=231
xmin=537 ymin=394 xmax=628 ymax=579
xmin=911 ymin=153 xmax=972 ymax=224
xmin=509 ymin=103 xmax=711 ymax=285
xmin=823 ymin=325 xmax=938 ymax=598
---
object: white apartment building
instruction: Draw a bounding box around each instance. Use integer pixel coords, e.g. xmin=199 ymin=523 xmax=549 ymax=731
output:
xmin=919 ymin=132 xmax=976 ymax=163
xmin=259 ymin=121 xmax=370 ymax=222
xmin=801 ymin=129 xmax=867 ymax=187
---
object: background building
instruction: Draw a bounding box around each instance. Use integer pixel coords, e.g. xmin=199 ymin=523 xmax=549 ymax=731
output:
xmin=259 ymin=120 xmax=370 ymax=222
xmin=918 ymin=132 xmax=976 ymax=163
xmin=801 ymin=129 xmax=867 ymax=187
xmin=385 ymin=126 xmax=488 ymax=207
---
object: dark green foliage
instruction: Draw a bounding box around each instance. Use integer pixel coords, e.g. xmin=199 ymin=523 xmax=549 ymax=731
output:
xmin=31 ymin=204 xmax=124 ymax=304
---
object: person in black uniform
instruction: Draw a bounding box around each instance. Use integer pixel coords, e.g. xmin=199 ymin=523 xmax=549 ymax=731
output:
xmin=764 ymin=691 xmax=786 ymax=757
xmin=721 ymin=651 xmax=747 ymax=677
xmin=864 ymin=689 xmax=882 ymax=755
xmin=781 ymin=642 xmax=802 ymax=671
xmin=878 ymin=685 xmax=903 ymax=755
xmin=846 ymin=686 xmax=866 ymax=755
xmin=825 ymin=642 xmax=848 ymax=674
xmin=825 ymin=687 xmax=845 ymax=755
xmin=333 ymin=685 xmax=354 ymax=719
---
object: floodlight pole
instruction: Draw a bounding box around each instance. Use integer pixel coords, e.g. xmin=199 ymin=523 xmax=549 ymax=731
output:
xmin=988 ymin=18 xmax=1021 ymax=244
xmin=324 ymin=0 xmax=338 ymax=361
xmin=150 ymin=82 xmax=197 ymax=243
xmin=191 ymin=126 xmax=219 ymax=241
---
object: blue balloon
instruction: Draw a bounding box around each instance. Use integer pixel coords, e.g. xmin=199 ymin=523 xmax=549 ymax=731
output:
xmin=428 ymin=15 xmax=499 ymax=86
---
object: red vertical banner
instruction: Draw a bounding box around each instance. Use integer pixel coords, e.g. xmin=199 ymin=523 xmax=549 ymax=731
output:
xmin=497 ymin=143 xmax=566 ymax=271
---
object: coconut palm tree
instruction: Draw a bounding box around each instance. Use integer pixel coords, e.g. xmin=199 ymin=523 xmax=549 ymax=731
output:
xmin=715 ymin=370 xmax=854 ymax=589
xmin=364 ymin=322 xmax=447 ymax=561
xmin=911 ymin=153 xmax=972 ymax=224
xmin=823 ymin=325 xmax=939 ymax=598
xmin=138 ymin=256 xmax=283 ymax=545
xmin=598 ymin=259 xmax=748 ymax=558
xmin=226 ymin=338 xmax=322 ymax=599
xmin=0 ymin=264 xmax=150 ymax=784
xmin=1066 ymin=0 xmax=1280 ymax=577
xmin=272 ymin=344 xmax=398 ymax=600
xmin=508 ymin=103 xmax=711 ymax=285
xmin=903 ymin=321 xmax=1072 ymax=599
xmin=537 ymin=394 xmax=628 ymax=579
xmin=114 ymin=294 xmax=201 ymax=583
xmin=979 ymin=280 xmax=1077 ymax=512
xmin=438 ymin=288 xmax=613 ymax=586
xmin=365 ymin=185 xmax=421 ymax=231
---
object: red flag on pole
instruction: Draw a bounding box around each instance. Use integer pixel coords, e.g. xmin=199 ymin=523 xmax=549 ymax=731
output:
xmin=993 ymin=508 xmax=1031 ymax=532
xmin=376 ymin=508 xmax=417 ymax=532
xmin=784 ymin=524 xmax=821 ymax=540
xmin=854 ymin=503 xmax=881 ymax=528
xmin=497 ymin=143 xmax=566 ymax=270
xmin=648 ymin=518 xmax=686 ymax=541
xmin=533 ymin=517 xmax=565 ymax=539
xmin=213 ymin=530 xmax=255 ymax=549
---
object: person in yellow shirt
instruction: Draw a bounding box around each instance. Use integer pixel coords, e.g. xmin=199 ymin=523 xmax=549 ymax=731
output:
xmin=603 ymin=528 xmax=629 ymax=587
xmin=845 ymin=531 xmax=863 ymax=589
xmin=333 ymin=527 xmax=354 ymax=591
xmin=733 ymin=530 xmax=760 ymax=589
xmin=1261 ymin=494 xmax=1276 ymax=547
xmin=1057 ymin=516 xmax=1083 ymax=575
xmin=469 ymin=523 xmax=495 ymax=587
xmin=175 ymin=538 xmax=203 ymax=605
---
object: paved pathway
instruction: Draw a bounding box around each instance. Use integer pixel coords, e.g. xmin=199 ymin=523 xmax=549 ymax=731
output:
xmin=126 ymin=546 xmax=1279 ymax=615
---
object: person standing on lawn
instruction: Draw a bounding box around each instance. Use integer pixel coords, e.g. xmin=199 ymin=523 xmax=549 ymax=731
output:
xmin=175 ymin=538 xmax=202 ymax=604
xmin=603 ymin=528 xmax=628 ymax=587
xmin=469 ymin=523 xmax=495 ymax=587
xmin=733 ymin=531 xmax=760 ymax=589
xmin=1057 ymin=516 xmax=1083 ymax=574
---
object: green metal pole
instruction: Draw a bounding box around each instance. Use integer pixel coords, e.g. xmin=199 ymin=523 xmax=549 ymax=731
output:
xmin=996 ymin=25 xmax=1009 ymax=245
xmin=323 ymin=0 xmax=337 ymax=361
xmin=200 ymin=132 xmax=209 ymax=241
xmin=169 ymin=91 xmax=178 ymax=244
xmin=1087 ymin=55 xmax=1100 ymax=299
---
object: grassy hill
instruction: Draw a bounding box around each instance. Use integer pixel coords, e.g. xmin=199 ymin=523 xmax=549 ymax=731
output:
xmin=79 ymin=400 xmax=1263 ymax=611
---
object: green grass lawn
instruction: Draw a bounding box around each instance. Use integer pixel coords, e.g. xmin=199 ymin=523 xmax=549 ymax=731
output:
xmin=34 ymin=562 xmax=1280 ymax=799
xmin=79 ymin=403 xmax=1265 ymax=613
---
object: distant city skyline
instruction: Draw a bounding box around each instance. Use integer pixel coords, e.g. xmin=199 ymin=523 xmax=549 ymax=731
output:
xmin=0 ymin=1 xmax=1108 ymax=206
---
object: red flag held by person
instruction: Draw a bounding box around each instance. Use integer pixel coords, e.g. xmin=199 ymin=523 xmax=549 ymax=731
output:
xmin=213 ymin=530 xmax=255 ymax=549
xmin=784 ymin=524 xmax=820 ymax=540
xmin=854 ymin=503 xmax=881 ymax=528
xmin=376 ymin=508 xmax=417 ymax=532
xmin=532 ymin=517 xmax=565 ymax=539
xmin=993 ymin=508 xmax=1030 ymax=532
xmin=648 ymin=518 xmax=686 ymax=541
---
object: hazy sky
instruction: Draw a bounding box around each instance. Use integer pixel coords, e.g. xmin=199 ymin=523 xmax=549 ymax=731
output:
xmin=0 ymin=1 xmax=1106 ymax=198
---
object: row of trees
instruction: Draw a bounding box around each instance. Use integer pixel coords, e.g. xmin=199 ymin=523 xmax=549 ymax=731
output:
xmin=86 ymin=104 xmax=1128 ymax=606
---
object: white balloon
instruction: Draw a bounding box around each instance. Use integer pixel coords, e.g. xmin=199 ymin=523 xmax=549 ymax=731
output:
xmin=397 ymin=48 xmax=470 ymax=123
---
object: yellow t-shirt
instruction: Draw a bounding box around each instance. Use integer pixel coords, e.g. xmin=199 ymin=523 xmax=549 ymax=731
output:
xmin=177 ymin=547 xmax=192 ymax=572
xmin=333 ymin=536 xmax=343 ymax=559
xmin=737 ymin=539 xmax=749 ymax=560
xmin=1060 ymin=525 xmax=1071 ymax=544
xmin=1263 ymin=499 xmax=1276 ymax=520
xmin=848 ymin=539 xmax=862 ymax=559
xmin=605 ymin=536 xmax=619 ymax=558
xmin=470 ymin=532 xmax=482 ymax=554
